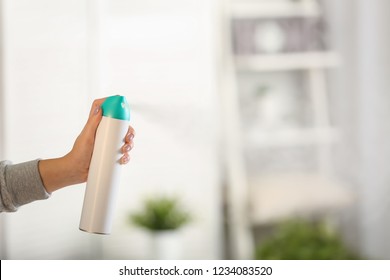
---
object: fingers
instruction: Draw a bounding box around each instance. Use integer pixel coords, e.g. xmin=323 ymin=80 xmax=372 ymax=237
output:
xmin=125 ymin=125 xmax=135 ymax=143
xmin=84 ymin=99 xmax=135 ymax=165
xmin=120 ymin=125 xmax=135 ymax=165
xmin=120 ymin=154 xmax=130 ymax=165
xmin=122 ymin=142 xmax=133 ymax=153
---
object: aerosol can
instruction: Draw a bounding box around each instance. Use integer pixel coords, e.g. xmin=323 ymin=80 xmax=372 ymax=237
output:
xmin=79 ymin=95 xmax=130 ymax=234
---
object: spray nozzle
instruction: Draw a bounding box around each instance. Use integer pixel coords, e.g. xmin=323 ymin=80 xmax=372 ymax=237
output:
xmin=101 ymin=95 xmax=130 ymax=121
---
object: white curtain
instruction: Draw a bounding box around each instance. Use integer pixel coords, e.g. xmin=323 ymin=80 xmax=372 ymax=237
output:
xmin=327 ymin=0 xmax=390 ymax=259
xmin=0 ymin=0 xmax=221 ymax=259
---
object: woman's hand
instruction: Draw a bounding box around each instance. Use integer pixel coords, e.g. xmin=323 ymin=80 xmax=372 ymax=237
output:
xmin=38 ymin=98 xmax=135 ymax=193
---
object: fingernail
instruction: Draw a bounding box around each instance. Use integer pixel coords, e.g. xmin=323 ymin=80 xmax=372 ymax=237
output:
xmin=93 ymin=106 xmax=100 ymax=115
xmin=127 ymin=133 xmax=134 ymax=142
xmin=121 ymin=155 xmax=130 ymax=164
xmin=124 ymin=144 xmax=132 ymax=152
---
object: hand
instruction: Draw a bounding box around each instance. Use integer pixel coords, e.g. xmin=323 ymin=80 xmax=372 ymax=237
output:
xmin=38 ymin=98 xmax=135 ymax=193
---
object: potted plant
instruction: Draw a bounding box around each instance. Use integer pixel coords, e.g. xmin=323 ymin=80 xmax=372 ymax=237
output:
xmin=129 ymin=196 xmax=191 ymax=259
xmin=255 ymin=218 xmax=359 ymax=260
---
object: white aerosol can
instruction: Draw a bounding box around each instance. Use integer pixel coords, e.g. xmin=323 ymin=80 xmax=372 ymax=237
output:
xmin=79 ymin=95 xmax=130 ymax=234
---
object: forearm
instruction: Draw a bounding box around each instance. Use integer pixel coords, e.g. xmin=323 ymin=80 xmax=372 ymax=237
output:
xmin=38 ymin=155 xmax=86 ymax=193
xmin=0 ymin=160 xmax=50 ymax=212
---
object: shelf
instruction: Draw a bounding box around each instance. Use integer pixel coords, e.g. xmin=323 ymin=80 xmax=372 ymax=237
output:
xmin=244 ymin=127 xmax=340 ymax=148
xmin=229 ymin=0 xmax=320 ymax=19
xmin=248 ymin=173 xmax=354 ymax=224
xmin=235 ymin=52 xmax=341 ymax=72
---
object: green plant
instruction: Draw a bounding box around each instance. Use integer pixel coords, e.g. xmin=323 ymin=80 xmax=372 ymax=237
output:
xmin=130 ymin=196 xmax=190 ymax=231
xmin=255 ymin=219 xmax=359 ymax=260
xmin=256 ymin=85 xmax=270 ymax=98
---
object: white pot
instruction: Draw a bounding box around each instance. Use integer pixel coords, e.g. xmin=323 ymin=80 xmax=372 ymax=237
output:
xmin=151 ymin=230 xmax=182 ymax=260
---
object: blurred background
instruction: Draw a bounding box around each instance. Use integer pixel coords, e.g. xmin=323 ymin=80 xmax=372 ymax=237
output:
xmin=1 ymin=0 xmax=390 ymax=260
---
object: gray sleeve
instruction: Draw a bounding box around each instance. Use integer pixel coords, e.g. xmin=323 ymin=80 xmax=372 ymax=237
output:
xmin=0 ymin=160 xmax=50 ymax=212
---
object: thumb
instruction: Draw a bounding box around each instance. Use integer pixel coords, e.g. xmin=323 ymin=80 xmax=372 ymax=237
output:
xmin=83 ymin=98 xmax=106 ymax=137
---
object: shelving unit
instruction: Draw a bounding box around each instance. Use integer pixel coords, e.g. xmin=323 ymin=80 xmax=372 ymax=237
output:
xmin=219 ymin=0 xmax=351 ymax=259
xmin=245 ymin=127 xmax=339 ymax=148
xmin=235 ymin=51 xmax=340 ymax=72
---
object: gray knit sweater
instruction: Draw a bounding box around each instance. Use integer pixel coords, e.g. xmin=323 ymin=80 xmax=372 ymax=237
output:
xmin=0 ymin=160 xmax=50 ymax=212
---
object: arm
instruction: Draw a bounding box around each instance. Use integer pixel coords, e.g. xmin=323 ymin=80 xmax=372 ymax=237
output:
xmin=0 ymin=160 xmax=50 ymax=212
xmin=0 ymin=98 xmax=135 ymax=210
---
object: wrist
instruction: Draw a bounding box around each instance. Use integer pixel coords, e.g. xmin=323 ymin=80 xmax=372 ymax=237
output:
xmin=38 ymin=155 xmax=86 ymax=193
xmin=63 ymin=152 xmax=88 ymax=184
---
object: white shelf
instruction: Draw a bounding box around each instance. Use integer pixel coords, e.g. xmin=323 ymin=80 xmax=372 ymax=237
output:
xmin=248 ymin=174 xmax=354 ymax=224
xmin=245 ymin=127 xmax=340 ymax=148
xmin=229 ymin=0 xmax=320 ymax=19
xmin=235 ymin=52 xmax=341 ymax=72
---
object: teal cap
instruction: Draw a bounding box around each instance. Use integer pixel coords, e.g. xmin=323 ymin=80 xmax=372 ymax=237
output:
xmin=101 ymin=95 xmax=130 ymax=121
